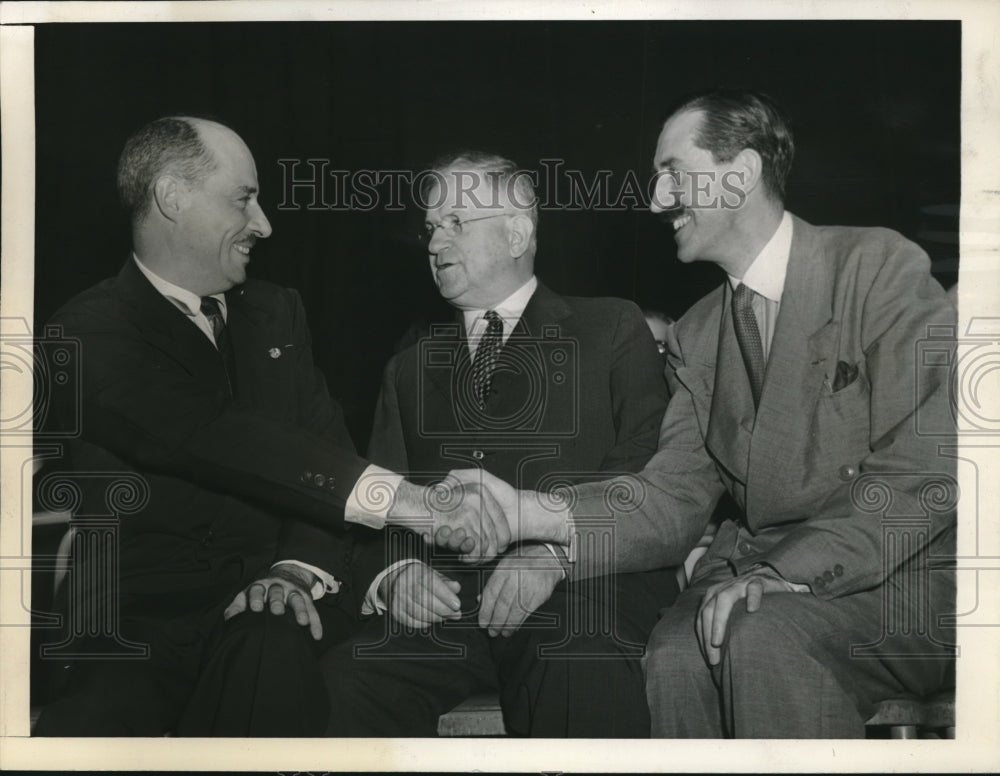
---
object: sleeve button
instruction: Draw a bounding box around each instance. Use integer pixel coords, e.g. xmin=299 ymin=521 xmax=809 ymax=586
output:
xmin=834 ymin=564 xmax=844 ymax=577
xmin=313 ymin=473 xmax=326 ymax=487
xmin=838 ymin=465 xmax=858 ymax=481
xmin=823 ymin=570 xmax=834 ymax=583
xmin=301 ymin=470 xmax=313 ymax=483
xmin=472 ymin=450 xmax=485 ymax=460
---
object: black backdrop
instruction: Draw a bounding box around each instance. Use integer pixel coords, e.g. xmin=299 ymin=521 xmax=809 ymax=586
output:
xmin=33 ymin=21 xmax=960 ymax=448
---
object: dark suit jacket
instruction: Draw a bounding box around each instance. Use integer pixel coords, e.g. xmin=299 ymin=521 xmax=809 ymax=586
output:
xmin=48 ymin=259 xmax=371 ymax=612
xmin=356 ymin=281 xmax=669 ymax=592
xmin=572 ymin=215 xmax=957 ymax=598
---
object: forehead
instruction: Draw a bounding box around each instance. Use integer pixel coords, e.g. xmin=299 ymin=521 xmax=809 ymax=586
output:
xmin=197 ymin=123 xmax=259 ymax=186
xmin=426 ymin=167 xmax=505 ymax=216
xmin=654 ymin=109 xmax=707 ymax=167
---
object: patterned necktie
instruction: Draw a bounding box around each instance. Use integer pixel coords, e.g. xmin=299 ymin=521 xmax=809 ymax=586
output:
xmin=471 ymin=310 xmax=503 ymax=408
xmin=200 ymin=296 xmax=237 ymax=396
xmin=731 ymin=283 xmax=765 ymax=409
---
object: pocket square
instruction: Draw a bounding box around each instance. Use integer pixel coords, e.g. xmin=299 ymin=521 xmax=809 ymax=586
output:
xmin=831 ymin=360 xmax=859 ymax=392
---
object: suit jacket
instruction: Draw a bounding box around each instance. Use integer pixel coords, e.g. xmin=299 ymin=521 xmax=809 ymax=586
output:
xmin=48 ymin=258 xmax=370 ymax=611
xmin=572 ymin=215 xmax=957 ymax=599
xmin=356 ymin=281 xmax=669 ymax=590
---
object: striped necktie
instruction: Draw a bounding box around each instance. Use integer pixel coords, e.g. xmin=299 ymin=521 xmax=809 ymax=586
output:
xmin=200 ymin=296 xmax=237 ymax=397
xmin=471 ymin=310 xmax=503 ymax=408
xmin=732 ymin=283 xmax=765 ymax=409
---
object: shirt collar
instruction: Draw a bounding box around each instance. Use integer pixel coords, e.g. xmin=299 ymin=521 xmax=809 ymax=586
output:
xmin=462 ymin=275 xmax=538 ymax=334
xmin=727 ymin=211 xmax=792 ymax=302
xmin=133 ymin=253 xmax=227 ymax=318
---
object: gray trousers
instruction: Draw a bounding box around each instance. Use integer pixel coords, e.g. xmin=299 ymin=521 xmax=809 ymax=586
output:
xmin=643 ymin=559 xmax=955 ymax=738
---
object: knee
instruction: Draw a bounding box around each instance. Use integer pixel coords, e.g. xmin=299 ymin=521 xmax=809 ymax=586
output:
xmin=722 ymin=597 xmax=807 ymax=663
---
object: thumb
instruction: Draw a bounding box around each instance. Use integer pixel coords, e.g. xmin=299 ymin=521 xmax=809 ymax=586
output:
xmin=224 ymin=591 xmax=247 ymax=620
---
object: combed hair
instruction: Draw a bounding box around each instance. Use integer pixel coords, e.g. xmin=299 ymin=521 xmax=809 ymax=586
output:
xmin=422 ymin=150 xmax=539 ymax=231
xmin=671 ymin=89 xmax=795 ymax=203
xmin=116 ymin=116 xmax=219 ymax=221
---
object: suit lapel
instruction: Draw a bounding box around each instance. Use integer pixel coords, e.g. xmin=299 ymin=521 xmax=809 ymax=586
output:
xmin=746 ymin=216 xmax=837 ymax=521
xmin=114 ymin=259 xmax=230 ymax=391
xmin=490 ymin=282 xmax=572 ymax=404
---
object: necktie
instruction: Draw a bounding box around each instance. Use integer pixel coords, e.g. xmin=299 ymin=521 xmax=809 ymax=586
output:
xmin=471 ymin=310 xmax=503 ymax=408
xmin=732 ymin=283 xmax=765 ymax=409
xmin=200 ymin=296 xmax=237 ymax=397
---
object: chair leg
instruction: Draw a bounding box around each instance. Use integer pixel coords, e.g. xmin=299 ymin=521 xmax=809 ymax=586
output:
xmin=890 ymin=724 xmax=918 ymax=739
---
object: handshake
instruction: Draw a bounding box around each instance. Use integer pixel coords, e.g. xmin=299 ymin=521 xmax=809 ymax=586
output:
xmin=385 ymin=469 xmax=571 ymax=563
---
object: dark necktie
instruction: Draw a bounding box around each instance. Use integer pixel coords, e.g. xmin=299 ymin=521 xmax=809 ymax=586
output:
xmin=471 ymin=310 xmax=503 ymax=408
xmin=200 ymin=296 xmax=237 ymax=397
xmin=732 ymin=283 xmax=765 ymax=409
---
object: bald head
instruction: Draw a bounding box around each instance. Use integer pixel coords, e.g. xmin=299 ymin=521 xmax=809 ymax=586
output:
xmin=117 ymin=116 xmax=230 ymax=223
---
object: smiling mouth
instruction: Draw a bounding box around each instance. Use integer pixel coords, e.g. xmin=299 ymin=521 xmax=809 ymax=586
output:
xmin=672 ymin=214 xmax=692 ymax=231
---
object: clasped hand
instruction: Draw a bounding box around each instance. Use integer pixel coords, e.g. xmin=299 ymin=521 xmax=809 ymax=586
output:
xmin=393 ymin=471 xmax=513 ymax=563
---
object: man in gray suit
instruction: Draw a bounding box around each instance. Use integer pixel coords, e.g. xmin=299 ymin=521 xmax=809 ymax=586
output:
xmin=476 ymin=89 xmax=956 ymax=737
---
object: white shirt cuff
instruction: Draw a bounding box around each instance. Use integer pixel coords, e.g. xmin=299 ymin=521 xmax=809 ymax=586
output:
xmin=539 ymin=542 xmax=568 ymax=580
xmin=345 ymin=464 xmax=405 ymax=530
xmin=270 ymin=560 xmax=340 ymax=600
xmin=361 ymin=559 xmax=422 ymax=616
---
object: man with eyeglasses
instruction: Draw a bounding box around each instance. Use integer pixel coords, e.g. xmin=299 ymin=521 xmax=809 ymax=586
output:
xmin=321 ymin=151 xmax=677 ymax=737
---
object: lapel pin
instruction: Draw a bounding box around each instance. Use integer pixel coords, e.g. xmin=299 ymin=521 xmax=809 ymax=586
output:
xmin=269 ymin=347 xmax=282 ymax=359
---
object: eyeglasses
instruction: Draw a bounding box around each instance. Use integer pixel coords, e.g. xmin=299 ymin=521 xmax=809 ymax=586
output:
xmin=418 ymin=213 xmax=510 ymax=245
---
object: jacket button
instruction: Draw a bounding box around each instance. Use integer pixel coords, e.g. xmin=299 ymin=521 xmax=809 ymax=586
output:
xmin=834 ymin=564 xmax=844 ymax=577
xmin=300 ymin=470 xmax=313 ymax=483
xmin=472 ymin=450 xmax=485 ymax=460
xmin=738 ymin=541 xmax=752 ymax=555
xmin=823 ymin=570 xmax=834 ymax=583
xmin=313 ymin=473 xmax=326 ymax=487
xmin=814 ymin=576 xmax=825 ymax=588
xmin=327 ymin=479 xmax=337 ymax=491
xmin=838 ymin=465 xmax=858 ymax=481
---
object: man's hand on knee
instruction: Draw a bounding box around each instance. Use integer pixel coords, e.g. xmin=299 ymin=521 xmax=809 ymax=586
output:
xmin=696 ymin=565 xmax=810 ymax=666
xmin=224 ymin=563 xmax=323 ymax=641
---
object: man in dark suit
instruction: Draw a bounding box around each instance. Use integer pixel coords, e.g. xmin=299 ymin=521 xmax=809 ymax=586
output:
xmin=321 ymin=151 xmax=677 ymax=737
xmin=479 ymin=90 xmax=957 ymax=737
xmin=33 ymin=118 xmax=513 ymax=736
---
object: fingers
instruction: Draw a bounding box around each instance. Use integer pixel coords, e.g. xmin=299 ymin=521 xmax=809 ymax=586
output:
xmin=696 ymin=590 xmax=718 ymax=665
xmin=285 ymin=589 xmax=324 ymax=641
xmin=479 ymin=482 xmax=511 ymax=556
xmin=268 ymin=581 xmax=287 ymax=615
xmin=745 ymin=577 xmax=764 ymax=613
xmin=477 ymin=572 xmax=504 ymax=633
xmin=223 ymin=590 xmax=248 ymax=621
xmin=391 ymin=566 xmax=462 ymax=629
xmin=248 ymin=581 xmax=267 ymax=613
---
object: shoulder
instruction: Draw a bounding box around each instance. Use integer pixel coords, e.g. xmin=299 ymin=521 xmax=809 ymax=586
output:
xmin=553 ymin=292 xmax=646 ymax=329
xmin=49 ymin=276 xmax=125 ymax=332
xmin=800 ymin=219 xmax=930 ymax=275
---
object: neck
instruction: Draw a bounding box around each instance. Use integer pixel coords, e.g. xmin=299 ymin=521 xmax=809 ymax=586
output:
xmin=715 ymin=202 xmax=783 ymax=278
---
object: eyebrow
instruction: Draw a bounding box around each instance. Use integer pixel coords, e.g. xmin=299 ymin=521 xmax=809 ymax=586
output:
xmin=236 ymin=185 xmax=258 ymax=196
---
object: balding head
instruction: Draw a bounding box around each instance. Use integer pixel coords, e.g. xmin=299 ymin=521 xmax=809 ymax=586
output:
xmin=117 ymin=116 xmax=230 ymax=223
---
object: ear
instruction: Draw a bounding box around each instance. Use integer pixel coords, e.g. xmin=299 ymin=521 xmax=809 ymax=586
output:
xmin=732 ymin=148 xmax=764 ymax=197
xmin=151 ymin=175 xmax=184 ymax=223
xmin=507 ymin=214 xmax=535 ymax=259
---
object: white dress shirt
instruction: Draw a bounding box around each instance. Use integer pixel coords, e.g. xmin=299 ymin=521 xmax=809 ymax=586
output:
xmin=725 ymin=210 xmax=792 ymax=359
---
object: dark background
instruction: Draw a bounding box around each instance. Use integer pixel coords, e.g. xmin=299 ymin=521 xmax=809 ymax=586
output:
xmin=33 ymin=21 xmax=960 ymax=448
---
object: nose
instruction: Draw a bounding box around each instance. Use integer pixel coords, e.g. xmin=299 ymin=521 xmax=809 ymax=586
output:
xmin=250 ymin=200 xmax=272 ymax=239
xmin=427 ymin=225 xmax=449 ymax=255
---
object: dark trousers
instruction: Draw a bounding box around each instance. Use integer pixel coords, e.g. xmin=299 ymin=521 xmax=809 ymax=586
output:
xmin=34 ymin=596 xmax=360 ymax=737
xmin=322 ymin=566 xmax=679 ymax=737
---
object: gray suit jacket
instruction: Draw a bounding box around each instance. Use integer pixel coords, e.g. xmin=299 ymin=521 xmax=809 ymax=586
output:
xmin=571 ymin=215 xmax=956 ymax=600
